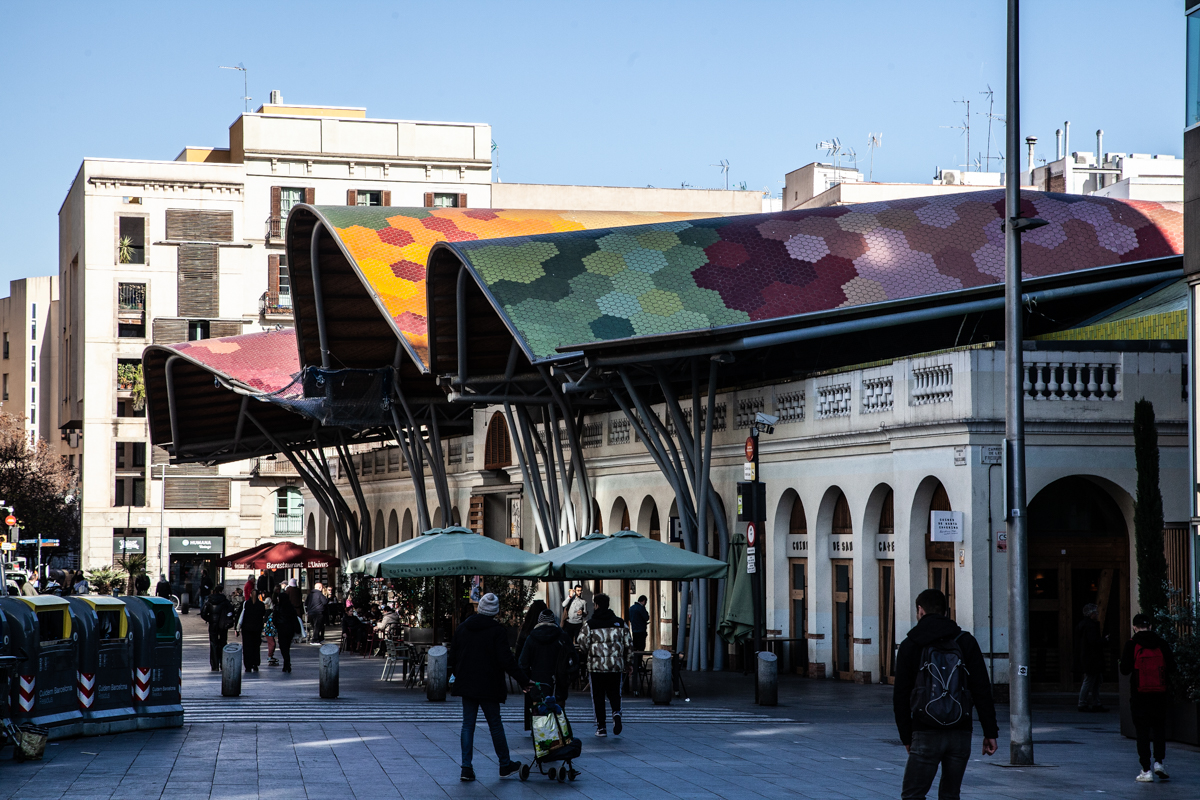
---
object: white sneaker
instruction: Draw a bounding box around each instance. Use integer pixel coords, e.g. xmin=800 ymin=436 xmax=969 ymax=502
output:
xmin=1135 ymin=770 xmax=1154 ymax=783
xmin=1153 ymin=761 xmax=1169 ymax=780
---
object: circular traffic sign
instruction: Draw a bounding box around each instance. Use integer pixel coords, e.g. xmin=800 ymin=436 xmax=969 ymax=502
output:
xmin=746 ymin=522 xmax=757 ymax=547
xmin=744 ymin=436 xmax=755 ymax=462
xmin=4 ymin=515 xmax=15 ymax=527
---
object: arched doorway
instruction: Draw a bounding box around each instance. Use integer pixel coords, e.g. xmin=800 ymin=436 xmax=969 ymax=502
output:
xmin=401 ymin=509 xmax=414 ymax=542
xmin=875 ymin=488 xmax=896 ymax=683
xmin=635 ymin=496 xmax=666 ymax=649
xmin=829 ymin=489 xmax=854 ymax=681
xmin=484 ymin=412 xmax=512 ymax=470
xmin=591 ymin=499 xmax=603 ymax=535
xmin=306 ymin=514 xmax=316 ymax=549
xmin=784 ymin=491 xmax=809 ymax=676
xmin=1028 ymin=476 xmax=1130 ymax=690
xmin=387 ymin=510 xmax=399 ymax=546
xmin=374 ymin=510 xmax=385 ymax=552
xmin=925 ymin=482 xmax=956 ymax=619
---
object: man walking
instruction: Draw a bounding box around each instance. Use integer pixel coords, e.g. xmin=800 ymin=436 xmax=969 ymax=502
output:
xmin=1075 ymin=603 xmax=1107 ymax=712
xmin=1121 ymin=613 xmax=1174 ymax=782
xmin=627 ymin=594 xmax=650 ymax=652
xmin=306 ymin=582 xmax=328 ymax=643
xmin=893 ymin=589 xmax=997 ymax=800
xmin=199 ymin=584 xmax=235 ymax=672
xmin=448 ymin=592 xmax=527 ymax=782
xmin=561 ymin=585 xmax=588 ymax=641
xmin=577 ymin=593 xmax=633 ymax=738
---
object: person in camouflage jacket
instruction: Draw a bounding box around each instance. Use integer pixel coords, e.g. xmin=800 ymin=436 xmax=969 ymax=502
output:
xmin=575 ymin=593 xmax=633 ymax=737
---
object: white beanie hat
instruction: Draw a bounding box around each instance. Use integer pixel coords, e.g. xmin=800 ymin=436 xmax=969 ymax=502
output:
xmin=288 ymin=578 xmax=298 ymax=587
xmin=478 ymin=593 xmax=500 ymax=616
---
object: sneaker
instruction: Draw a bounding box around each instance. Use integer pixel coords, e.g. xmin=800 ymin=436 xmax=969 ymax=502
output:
xmin=613 ymin=715 xmax=623 ymax=736
xmin=460 ymin=766 xmax=475 ymax=782
xmin=1135 ymin=770 xmax=1154 ymax=783
xmin=1153 ymin=762 xmax=1169 ymax=780
xmin=499 ymin=760 xmax=522 ymax=777
xmin=595 ymin=728 xmax=607 ymax=738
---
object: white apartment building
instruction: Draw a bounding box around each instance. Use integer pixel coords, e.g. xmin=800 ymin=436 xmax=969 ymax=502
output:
xmin=0 ymin=277 xmax=60 ymax=450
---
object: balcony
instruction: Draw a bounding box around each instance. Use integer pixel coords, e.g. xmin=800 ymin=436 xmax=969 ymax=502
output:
xmin=253 ymin=456 xmax=299 ymax=477
xmin=274 ymin=515 xmax=304 ymax=535
xmin=259 ymin=291 xmax=294 ymax=321
xmin=265 ymin=215 xmax=284 ymax=242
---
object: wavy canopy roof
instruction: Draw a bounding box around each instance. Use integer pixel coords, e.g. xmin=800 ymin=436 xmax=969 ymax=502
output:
xmin=431 ymin=191 xmax=1182 ymax=360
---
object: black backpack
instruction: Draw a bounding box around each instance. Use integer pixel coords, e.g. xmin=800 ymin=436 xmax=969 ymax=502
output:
xmin=910 ymin=633 xmax=973 ymax=727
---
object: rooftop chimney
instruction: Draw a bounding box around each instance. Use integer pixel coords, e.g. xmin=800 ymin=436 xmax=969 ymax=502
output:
xmin=1064 ymin=121 xmax=1071 ymax=158
xmin=269 ymin=90 xmax=282 ymax=105
xmin=1055 ymin=129 xmax=1062 ymax=161
xmin=1095 ymin=129 xmax=1105 ymax=190
xmin=1025 ymin=135 xmax=1038 ymax=172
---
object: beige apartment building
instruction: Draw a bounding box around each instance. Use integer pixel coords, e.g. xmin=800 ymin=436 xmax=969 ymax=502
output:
xmin=0 ymin=277 xmax=60 ymax=451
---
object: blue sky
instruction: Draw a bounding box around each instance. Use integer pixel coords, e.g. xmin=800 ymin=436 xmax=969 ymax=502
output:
xmin=0 ymin=0 xmax=1184 ymax=286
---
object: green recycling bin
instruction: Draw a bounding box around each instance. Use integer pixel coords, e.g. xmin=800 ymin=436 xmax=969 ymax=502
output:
xmin=0 ymin=595 xmax=83 ymax=735
xmin=66 ymin=596 xmax=135 ymax=734
xmin=120 ymin=596 xmax=183 ymax=729
xmin=0 ymin=604 xmax=12 ymax=731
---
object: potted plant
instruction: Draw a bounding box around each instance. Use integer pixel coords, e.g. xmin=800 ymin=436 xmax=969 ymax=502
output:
xmin=85 ymin=564 xmax=127 ymax=596
xmin=1154 ymin=588 xmax=1200 ymax=745
xmin=116 ymin=363 xmax=146 ymax=410
xmin=118 ymin=236 xmax=135 ymax=264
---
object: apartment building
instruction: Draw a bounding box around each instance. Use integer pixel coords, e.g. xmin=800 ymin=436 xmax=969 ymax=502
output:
xmin=0 ymin=277 xmax=60 ymax=448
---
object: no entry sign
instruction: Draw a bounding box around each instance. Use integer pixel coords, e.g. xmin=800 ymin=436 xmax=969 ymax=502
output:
xmin=5 ymin=515 xmax=15 ymax=527
xmin=744 ymin=437 xmax=755 ymax=462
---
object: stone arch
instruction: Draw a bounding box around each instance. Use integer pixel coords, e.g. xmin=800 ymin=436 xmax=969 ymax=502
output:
xmin=401 ymin=508 xmax=414 ymax=542
xmin=374 ymin=510 xmax=386 ymax=552
xmin=609 ymin=496 xmax=630 ymax=534
xmin=636 ymin=495 xmax=660 ymax=540
xmin=451 ymin=506 xmax=462 ymax=526
xmin=484 ymin=411 xmax=512 ymax=470
xmin=908 ymin=476 xmax=956 ymax=618
xmin=592 ymin=499 xmax=603 ymax=534
xmin=387 ymin=510 xmax=399 ymax=546
xmin=306 ymin=514 xmax=316 ymax=549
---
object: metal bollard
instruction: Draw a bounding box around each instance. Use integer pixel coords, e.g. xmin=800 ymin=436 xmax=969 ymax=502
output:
xmin=651 ymin=649 xmax=672 ymax=705
xmin=757 ymin=651 xmax=778 ymax=707
xmin=222 ymin=643 xmax=242 ymax=697
xmin=319 ymin=644 xmax=340 ymax=699
xmin=426 ymin=645 xmax=448 ymax=701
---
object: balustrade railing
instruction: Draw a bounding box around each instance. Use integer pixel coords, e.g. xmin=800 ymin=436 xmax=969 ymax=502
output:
xmin=861 ymin=376 xmax=894 ymax=413
xmin=816 ymin=383 xmax=852 ymax=419
xmin=1023 ymin=360 xmax=1119 ymax=401
xmin=911 ymin=363 xmax=954 ymax=405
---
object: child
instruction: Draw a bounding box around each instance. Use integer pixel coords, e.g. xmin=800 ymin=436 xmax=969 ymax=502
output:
xmin=1119 ymin=613 xmax=1175 ymax=782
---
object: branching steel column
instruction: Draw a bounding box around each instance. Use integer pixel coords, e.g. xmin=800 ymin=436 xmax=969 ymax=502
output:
xmin=456 ymin=266 xmax=469 ymax=388
xmin=503 ymin=402 xmax=554 ymax=554
xmin=387 ymin=407 xmax=432 ymax=533
xmin=541 ymin=366 xmax=593 ymax=540
xmin=310 ymin=223 xmax=331 ymax=369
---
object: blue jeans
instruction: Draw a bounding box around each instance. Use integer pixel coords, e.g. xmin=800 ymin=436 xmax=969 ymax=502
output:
xmin=460 ymin=698 xmax=512 ymax=769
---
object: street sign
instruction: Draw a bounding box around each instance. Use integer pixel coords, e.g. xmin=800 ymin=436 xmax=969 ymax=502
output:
xmin=746 ymin=522 xmax=757 ymax=548
xmin=743 ymin=461 xmax=755 ymax=481
xmin=981 ymin=445 xmax=1003 ymax=465
xmin=5 ymin=515 xmax=15 ymax=526
xmin=744 ymin=436 xmax=755 ymax=462
xmin=39 ymin=540 xmax=58 ymax=547
xmin=1 ymin=542 xmax=15 ymax=551
xmin=18 ymin=539 xmax=36 ymax=545
xmin=930 ymin=510 xmax=964 ymax=542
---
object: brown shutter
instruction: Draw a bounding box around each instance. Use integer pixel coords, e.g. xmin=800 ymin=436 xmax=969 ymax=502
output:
xmin=151 ymin=318 xmax=189 ymax=344
xmin=424 ymin=192 xmax=435 ymax=208
xmin=270 ymin=186 xmax=281 ymax=220
xmin=164 ymin=477 xmax=231 ymax=509
xmin=209 ymin=321 xmax=243 ymax=338
xmin=177 ymin=244 xmax=219 ymax=317
xmin=165 ymin=210 xmax=233 ymax=242
xmin=304 ymin=187 xmax=315 ymax=204
xmin=268 ymin=254 xmax=281 ymax=295
xmin=457 ymin=193 xmax=468 ymax=209
xmin=381 ymin=190 xmax=392 ymax=206
xmin=346 ymin=189 xmax=357 ymax=206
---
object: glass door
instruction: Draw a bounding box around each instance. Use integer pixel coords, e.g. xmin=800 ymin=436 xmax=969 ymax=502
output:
xmin=928 ymin=562 xmax=956 ymax=620
xmin=879 ymin=563 xmax=896 ymax=684
xmin=832 ymin=559 xmax=853 ymax=680
xmin=789 ymin=558 xmax=808 ymax=675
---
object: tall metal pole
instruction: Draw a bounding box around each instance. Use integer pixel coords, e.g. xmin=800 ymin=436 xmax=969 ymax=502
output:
xmin=1005 ymin=0 xmax=1034 ymax=767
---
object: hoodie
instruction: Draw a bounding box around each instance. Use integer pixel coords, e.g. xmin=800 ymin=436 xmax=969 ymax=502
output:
xmin=447 ymin=613 xmax=528 ymax=703
xmin=892 ymin=613 xmax=998 ymax=746
xmin=576 ymin=608 xmax=633 ymax=673
xmin=519 ymin=622 xmax=574 ymax=692
xmin=1120 ymin=629 xmax=1175 ymax=694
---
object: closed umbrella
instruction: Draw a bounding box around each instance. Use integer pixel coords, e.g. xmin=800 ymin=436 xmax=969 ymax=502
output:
xmin=349 ymin=527 xmax=551 ymax=579
xmin=543 ymin=529 xmax=726 ymax=580
xmin=717 ymin=533 xmax=754 ymax=644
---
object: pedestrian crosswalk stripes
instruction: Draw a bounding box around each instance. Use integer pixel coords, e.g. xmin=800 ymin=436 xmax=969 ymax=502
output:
xmin=183 ymin=699 xmax=798 ymax=725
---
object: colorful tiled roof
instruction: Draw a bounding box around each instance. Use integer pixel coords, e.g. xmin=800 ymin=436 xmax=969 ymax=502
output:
xmin=316 ymin=207 xmax=727 ymax=367
xmin=158 ymin=328 xmax=302 ymax=396
xmin=434 ymin=191 xmax=1182 ymax=360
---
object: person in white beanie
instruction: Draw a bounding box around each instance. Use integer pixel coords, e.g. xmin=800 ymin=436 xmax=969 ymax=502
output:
xmin=448 ymin=592 xmax=530 ymax=783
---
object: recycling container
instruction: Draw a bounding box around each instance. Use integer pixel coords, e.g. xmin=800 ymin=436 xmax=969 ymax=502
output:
xmin=0 ymin=604 xmax=12 ymax=730
xmin=0 ymin=595 xmax=82 ymax=736
xmin=120 ymin=596 xmax=183 ymax=729
xmin=66 ymin=596 xmax=135 ymax=734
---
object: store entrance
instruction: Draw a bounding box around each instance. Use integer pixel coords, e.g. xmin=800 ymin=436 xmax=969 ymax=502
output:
xmin=168 ymin=528 xmax=225 ymax=609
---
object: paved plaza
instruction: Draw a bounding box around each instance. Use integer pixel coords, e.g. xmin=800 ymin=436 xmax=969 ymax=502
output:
xmin=2 ymin=614 xmax=1198 ymax=799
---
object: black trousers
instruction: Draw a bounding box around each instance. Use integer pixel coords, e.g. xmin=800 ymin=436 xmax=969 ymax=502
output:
xmin=278 ymin=638 xmax=292 ymax=671
xmin=1131 ymin=692 xmax=1168 ymax=771
xmin=208 ymin=628 xmax=228 ymax=670
xmin=589 ymin=671 xmax=622 ymax=730
xmin=310 ymin=613 xmax=325 ymax=642
xmin=901 ymin=729 xmax=972 ymax=800
xmin=632 ymin=632 xmax=647 ymax=652
xmin=242 ymin=629 xmax=262 ymax=670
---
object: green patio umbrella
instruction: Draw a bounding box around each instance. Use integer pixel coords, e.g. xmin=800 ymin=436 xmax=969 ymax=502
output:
xmin=543 ymin=529 xmax=726 ymax=580
xmin=348 ymin=527 xmax=551 ymax=579
xmin=717 ymin=533 xmax=754 ymax=644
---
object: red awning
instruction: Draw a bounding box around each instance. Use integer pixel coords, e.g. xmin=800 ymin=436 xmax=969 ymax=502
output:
xmin=219 ymin=541 xmax=338 ymax=570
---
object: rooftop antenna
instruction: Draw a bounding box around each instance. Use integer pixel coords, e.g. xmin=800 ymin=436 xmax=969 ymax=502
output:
xmin=980 ymin=86 xmax=997 ymax=172
xmin=941 ymin=99 xmax=971 ymax=172
xmin=867 ymin=133 xmax=882 ymax=181
xmin=710 ymin=159 xmax=730 ymax=190
xmin=843 ymin=146 xmax=859 ymax=171
xmin=817 ymin=138 xmax=842 ymax=169
xmin=219 ymin=63 xmax=250 ymax=112
xmin=491 ymin=139 xmax=499 ymax=183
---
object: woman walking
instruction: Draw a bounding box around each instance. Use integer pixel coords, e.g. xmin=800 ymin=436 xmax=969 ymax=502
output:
xmin=518 ymin=609 xmax=574 ymax=730
xmin=515 ymin=599 xmax=548 ymax=661
xmin=272 ymin=590 xmax=300 ymax=673
xmin=239 ymin=592 xmax=266 ymax=673
xmin=263 ymin=591 xmax=279 ymax=666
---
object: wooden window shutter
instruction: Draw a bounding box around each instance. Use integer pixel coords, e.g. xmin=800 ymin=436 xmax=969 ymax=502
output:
xmin=304 ymin=187 xmax=315 ymax=204
xmin=424 ymin=192 xmax=435 ymax=208
xmin=381 ymin=190 xmax=392 ymax=206
xmin=177 ymin=243 xmax=219 ymax=317
xmin=268 ymin=254 xmax=281 ymax=295
xmin=165 ymin=210 xmax=233 ymax=242
xmin=484 ymin=412 xmax=512 ymax=470
xmin=457 ymin=193 xmax=468 ymax=209
xmin=209 ymin=321 xmax=243 ymax=338
xmin=164 ymin=477 xmax=231 ymax=509
xmin=346 ymin=189 xmax=357 ymax=206
xmin=270 ymin=186 xmax=281 ymax=220
xmin=152 ymin=318 xmax=188 ymax=344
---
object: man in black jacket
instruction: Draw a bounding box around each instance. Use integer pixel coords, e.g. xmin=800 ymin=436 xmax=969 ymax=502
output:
xmin=199 ymin=585 xmax=234 ymax=672
xmin=448 ymin=592 xmax=529 ymax=783
xmin=1075 ymin=603 xmax=1107 ymax=712
xmin=306 ymin=583 xmax=328 ymax=643
xmin=893 ymin=589 xmax=998 ymax=800
xmin=1120 ymin=613 xmax=1175 ymax=782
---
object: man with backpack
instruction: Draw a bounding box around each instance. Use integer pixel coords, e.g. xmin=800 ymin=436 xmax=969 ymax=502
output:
xmin=893 ymin=589 xmax=998 ymax=800
xmin=1120 ymin=613 xmax=1175 ymax=782
xmin=200 ymin=584 xmax=236 ymax=671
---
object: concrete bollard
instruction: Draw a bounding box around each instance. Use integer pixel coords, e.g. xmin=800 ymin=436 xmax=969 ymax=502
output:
xmin=757 ymin=651 xmax=778 ymax=707
xmin=426 ymin=645 xmax=448 ymax=701
xmin=319 ymin=643 xmax=340 ymax=699
xmin=651 ymin=649 xmax=673 ymax=705
xmin=222 ymin=643 xmax=242 ymax=697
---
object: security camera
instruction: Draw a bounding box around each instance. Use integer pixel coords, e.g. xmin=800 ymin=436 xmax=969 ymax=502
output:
xmin=755 ymin=412 xmax=779 ymax=427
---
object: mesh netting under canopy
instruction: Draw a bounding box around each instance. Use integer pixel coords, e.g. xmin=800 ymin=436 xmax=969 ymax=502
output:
xmin=267 ymin=366 xmax=395 ymax=429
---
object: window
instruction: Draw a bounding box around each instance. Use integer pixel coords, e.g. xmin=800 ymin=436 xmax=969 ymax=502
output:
xmin=115 ymin=442 xmax=146 ymax=469
xmin=280 ymin=187 xmax=305 ymax=220
xmin=30 ymin=387 xmax=34 ymax=404
xmin=30 ymin=321 xmax=35 ymax=339
xmin=2 ymin=374 xmax=7 ymax=401
xmin=355 ymin=190 xmax=382 ymax=206
xmin=123 ymin=197 xmax=142 ymax=205
xmin=118 ymin=282 xmax=147 ymax=338
xmin=432 ymin=192 xmax=460 ymax=208
xmin=1190 ymin=8 xmax=1200 ymax=127
xmin=29 ymin=407 xmax=34 ymax=425
xmin=118 ymin=217 xmax=146 ymax=264
xmin=30 ymin=363 xmax=34 ymax=382
xmin=188 ymin=320 xmax=210 ymax=340
xmin=114 ymin=477 xmax=146 ymax=507
xmin=2 ymin=333 xmax=7 ymax=358
xmin=30 ymin=303 xmax=35 ymax=320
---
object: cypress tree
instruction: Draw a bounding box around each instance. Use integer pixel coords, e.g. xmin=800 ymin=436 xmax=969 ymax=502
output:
xmin=1133 ymin=398 xmax=1168 ymax=615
